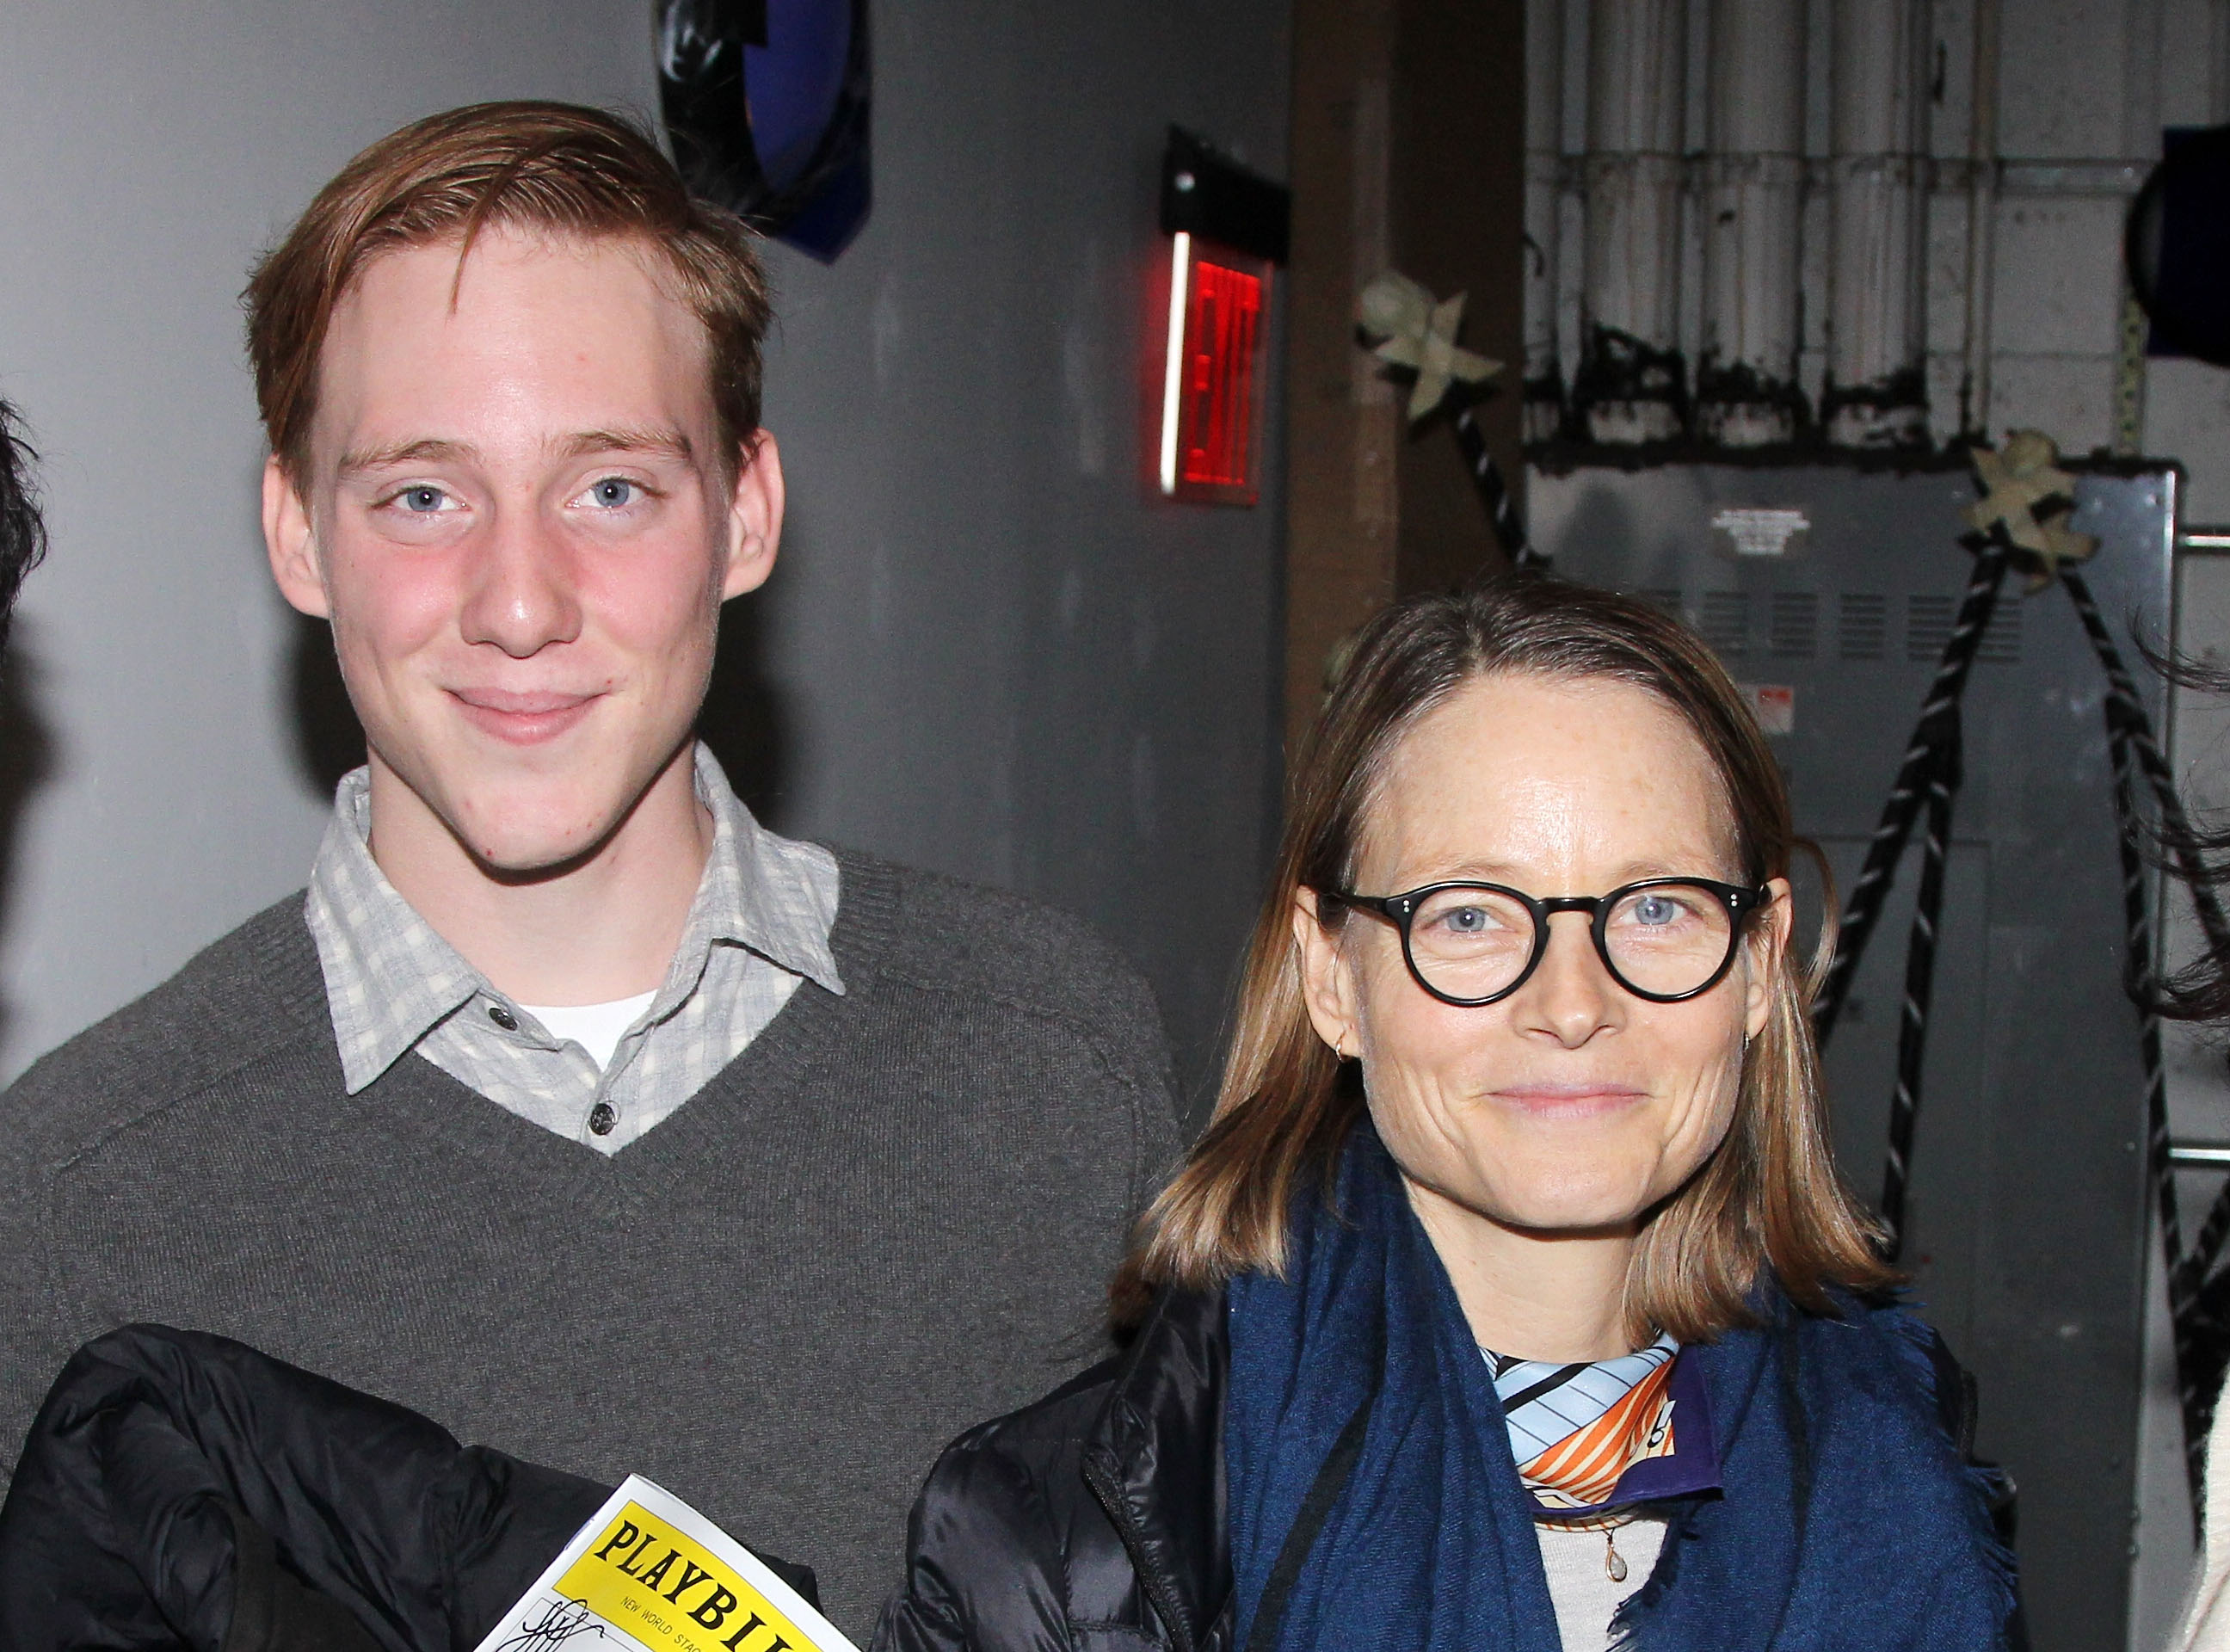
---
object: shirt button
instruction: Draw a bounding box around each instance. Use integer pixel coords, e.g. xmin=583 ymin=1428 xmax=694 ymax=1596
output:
xmin=487 ymin=1004 xmax=519 ymax=1032
xmin=588 ymin=1102 xmax=617 ymax=1137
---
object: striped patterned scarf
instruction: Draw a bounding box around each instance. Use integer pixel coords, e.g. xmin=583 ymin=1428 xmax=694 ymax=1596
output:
xmin=1485 ymin=1334 xmax=1681 ymax=1513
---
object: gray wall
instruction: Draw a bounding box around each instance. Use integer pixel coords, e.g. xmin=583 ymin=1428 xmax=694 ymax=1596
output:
xmin=0 ymin=3 xmax=1291 ymax=1114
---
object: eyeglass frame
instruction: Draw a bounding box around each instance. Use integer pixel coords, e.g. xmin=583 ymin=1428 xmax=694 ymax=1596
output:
xmin=1318 ymin=877 xmax=1773 ymax=1008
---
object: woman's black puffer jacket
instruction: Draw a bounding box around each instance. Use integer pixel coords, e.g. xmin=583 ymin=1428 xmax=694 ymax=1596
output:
xmin=873 ymin=1286 xmax=1231 ymax=1652
xmin=872 ymin=1284 xmax=2017 ymax=1652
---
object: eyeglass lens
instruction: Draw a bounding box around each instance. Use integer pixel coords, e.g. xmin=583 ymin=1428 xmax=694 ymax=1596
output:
xmin=1405 ymin=884 xmax=1736 ymax=1002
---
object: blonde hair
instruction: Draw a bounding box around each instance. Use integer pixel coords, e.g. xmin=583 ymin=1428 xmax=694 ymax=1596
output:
xmin=1113 ymin=576 xmax=1896 ymax=1340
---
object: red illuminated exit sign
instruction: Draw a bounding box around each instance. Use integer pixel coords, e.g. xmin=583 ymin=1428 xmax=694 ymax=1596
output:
xmin=1154 ymin=128 xmax=1287 ymax=508
xmin=1159 ymin=233 xmax=1270 ymax=505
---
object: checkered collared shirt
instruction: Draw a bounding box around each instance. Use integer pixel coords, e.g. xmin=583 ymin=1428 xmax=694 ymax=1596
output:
xmin=304 ymin=743 xmax=844 ymax=1154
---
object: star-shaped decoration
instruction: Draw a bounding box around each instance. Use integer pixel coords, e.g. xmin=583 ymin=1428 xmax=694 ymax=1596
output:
xmin=1358 ymin=271 xmax=1503 ymax=422
xmin=2022 ymin=510 xmax=2099 ymax=590
xmin=1966 ymin=429 xmax=2097 ymax=588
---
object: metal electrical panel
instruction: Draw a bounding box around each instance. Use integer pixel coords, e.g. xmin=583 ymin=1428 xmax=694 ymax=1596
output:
xmin=1530 ymin=459 xmax=2178 ymax=1652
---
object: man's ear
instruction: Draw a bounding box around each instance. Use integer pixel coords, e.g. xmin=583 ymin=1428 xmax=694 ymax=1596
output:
xmin=263 ymin=457 xmax=330 ymax=619
xmin=720 ymin=428 xmax=785 ymax=601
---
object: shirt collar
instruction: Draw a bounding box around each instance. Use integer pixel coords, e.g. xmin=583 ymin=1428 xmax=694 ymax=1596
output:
xmin=304 ymin=771 xmax=482 ymax=1094
xmin=305 ymin=743 xmax=843 ymax=1094
xmin=676 ymin=743 xmax=845 ymax=1001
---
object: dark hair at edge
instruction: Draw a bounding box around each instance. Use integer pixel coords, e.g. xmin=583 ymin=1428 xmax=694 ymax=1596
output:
xmin=1112 ymin=573 xmax=1897 ymax=1339
xmin=0 ymin=400 xmax=46 ymax=653
xmin=2132 ymin=644 xmax=2230 ymax=1022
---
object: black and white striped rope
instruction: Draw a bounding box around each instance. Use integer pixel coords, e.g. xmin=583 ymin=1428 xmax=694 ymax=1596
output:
xmin=2061 ymin=570 xmax=2230 ymax=968
xmin=2190 ymin=1154 xmax=2230 ymax=1307
xmin=2063 ymin=565 xmax=2230 ymax=1503
xmin=1451 ymin=404 xmax=1549 ymax=572
xmin=1878 ymin=723 xmax=1960 ymax=1262
xmin=2102 ymin=707 xmax=2209 ymax=1503
xmin=1804 ymin=516 xmax=2228 ymax=1501
xmin=1814 ymin=541 xmax=2010 ymax=1045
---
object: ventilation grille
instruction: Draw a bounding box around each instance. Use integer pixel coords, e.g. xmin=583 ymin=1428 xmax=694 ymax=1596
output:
xmin=1907 ymin=594 xmax=2022 ymax=664
xmin=1979 ymin=603 xmax=2022 ymax=663
xmin=1769 ymin=592 xmax=1818 ymax=659
xmin=1839 ymin=593 xmax=1887 ymax=661
xmin=1906 ymin=595 xmax=1956 ymax=662
xmin=1697 ymin=591 xmax=1749 ymax=656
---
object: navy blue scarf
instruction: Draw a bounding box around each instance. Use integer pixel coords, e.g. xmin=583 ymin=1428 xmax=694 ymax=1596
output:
xmin=1224 ymin=1130 xmax=2015 ymax=1650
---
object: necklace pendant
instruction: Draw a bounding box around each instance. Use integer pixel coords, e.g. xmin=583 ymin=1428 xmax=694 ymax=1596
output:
xmin=1605 ymin=1532 xmax=1629 ymax=1583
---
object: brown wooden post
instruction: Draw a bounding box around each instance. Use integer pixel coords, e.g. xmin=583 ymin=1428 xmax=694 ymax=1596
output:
xmin=1282 ymin=0 xmax=1528 ymax=761
xmin=1390 ymin=0 xmax=1528 ymax=596
xmin=1284 ymin=0 xmax=1401 ymax=761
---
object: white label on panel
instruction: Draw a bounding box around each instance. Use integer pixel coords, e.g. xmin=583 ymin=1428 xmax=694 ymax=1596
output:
xmin=1712 ymin=508 xmax=1810 ymax=558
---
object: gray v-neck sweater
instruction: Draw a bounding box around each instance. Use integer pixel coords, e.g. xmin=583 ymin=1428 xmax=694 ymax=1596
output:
xmin=0 ymin=849 xmax=1180 ymax=1639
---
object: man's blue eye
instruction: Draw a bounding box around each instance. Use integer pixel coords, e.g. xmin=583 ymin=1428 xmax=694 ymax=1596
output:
xmin=401 ymin=486 xmax=444 ymax=513
xmin=1635 ymin=896 xmax=1679 ymax=925
xmin=589 ymin=478 xmax=636 ymax=508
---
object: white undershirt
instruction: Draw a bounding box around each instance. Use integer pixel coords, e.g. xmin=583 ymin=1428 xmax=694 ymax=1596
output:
xmin=1536 ymin=1514 xmax=1666 ymax=1650
xmin=516 ymin=991 xmax=658 ymax=1072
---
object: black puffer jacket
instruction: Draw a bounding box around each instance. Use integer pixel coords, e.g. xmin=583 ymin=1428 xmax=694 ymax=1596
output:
xmin=872 ymin=1286 xmax=2015 ymax=1652
xmin=874 ymin=1286 xmax=1229 ymax=1652
xmin=0 ymin=1325 xmax=817 ymax=1652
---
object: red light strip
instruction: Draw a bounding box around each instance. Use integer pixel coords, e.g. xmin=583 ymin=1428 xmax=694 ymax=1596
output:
xmin=1181 ymin=259 xmax=1263 ymax=487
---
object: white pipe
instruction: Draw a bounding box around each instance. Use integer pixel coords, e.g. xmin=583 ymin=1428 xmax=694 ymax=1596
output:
xmin=1525 ymin=0 xmax=1567 ymax=443
xmin=1580 ymin=0 xmax=1689 ymax=444
xmin=1824 ymin=0 xmax=1931 ymax=449
xmin=1697 ymin=0 xmax=1807 ymax=446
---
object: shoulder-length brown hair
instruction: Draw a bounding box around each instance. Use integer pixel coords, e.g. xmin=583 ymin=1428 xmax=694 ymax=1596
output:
xmin=1116 ymin=576 xmax=1896 ymax=1341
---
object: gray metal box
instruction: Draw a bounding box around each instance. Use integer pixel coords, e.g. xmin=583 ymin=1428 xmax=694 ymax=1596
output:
xmin=1530 ymin=459 xmax=2178 ymax=1652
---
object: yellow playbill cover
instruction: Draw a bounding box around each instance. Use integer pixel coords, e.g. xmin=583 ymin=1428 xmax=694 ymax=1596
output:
xmin=469 ymin=1474 xmax=859 ymax=1652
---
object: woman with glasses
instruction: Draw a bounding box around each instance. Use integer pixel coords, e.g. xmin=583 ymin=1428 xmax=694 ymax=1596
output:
xmin=875 ymin=577 xmax=2016 ymax=1652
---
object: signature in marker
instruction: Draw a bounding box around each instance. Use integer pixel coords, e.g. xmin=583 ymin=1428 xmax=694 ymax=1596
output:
xmin=492 ymin=1598 xmax=607 ymax=1652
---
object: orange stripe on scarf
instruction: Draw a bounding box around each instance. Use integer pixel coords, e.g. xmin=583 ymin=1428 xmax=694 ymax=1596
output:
xmin=1518 ymin=1358 xmax=1678 ymax=1508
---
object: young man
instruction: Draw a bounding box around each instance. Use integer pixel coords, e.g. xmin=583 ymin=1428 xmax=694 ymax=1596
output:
xmin=0 ymin=103 xmax=1178 ymax=1637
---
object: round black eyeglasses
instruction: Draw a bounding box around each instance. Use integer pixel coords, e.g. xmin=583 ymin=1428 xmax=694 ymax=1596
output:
xmin=1320 ymin=878 xmax=1771 ymax=1007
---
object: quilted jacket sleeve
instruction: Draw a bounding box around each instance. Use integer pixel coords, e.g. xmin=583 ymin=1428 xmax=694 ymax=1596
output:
xmin=873 ymin=1420 xmax=1082 ymax=1652
xmin=0 ymin=1325 xmax=612 ymax=1652
xmin=0 ymin=1325 xmax=829 ymax=1652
